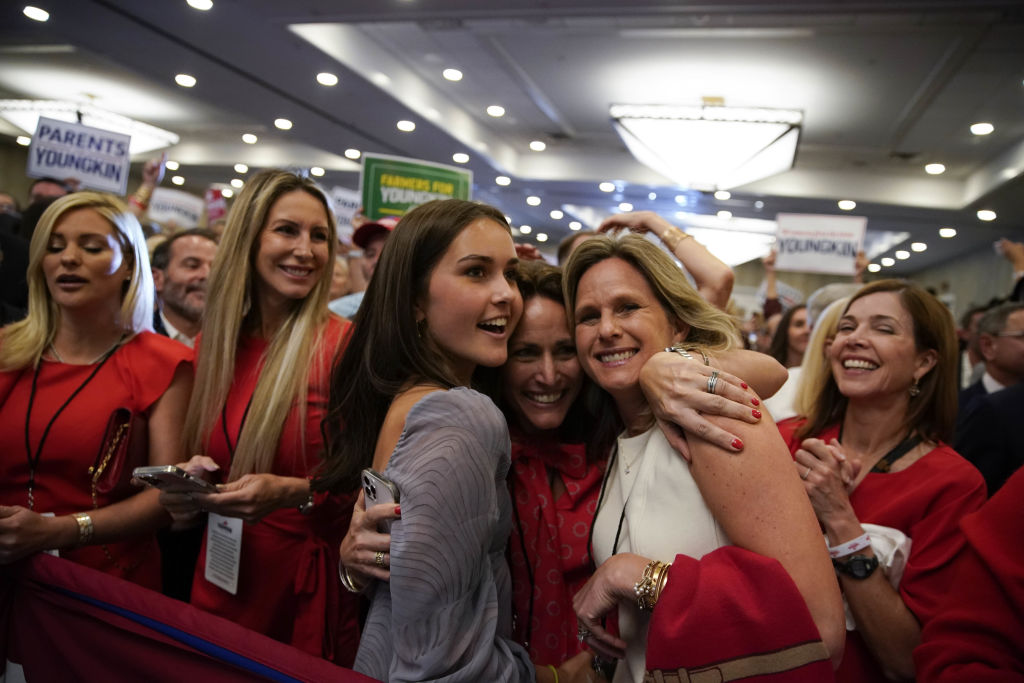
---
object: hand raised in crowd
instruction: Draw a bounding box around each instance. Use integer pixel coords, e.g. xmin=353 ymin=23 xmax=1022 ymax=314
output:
xmin=853 ymin=249 xmax=869 ymax=283
xmin=142 ymin=152 xmax=167 ymax=188
xmin=793 ymin=437 xmax=861 ymax=527
xmin=339 ymin=489 xmax=400 ymax=585
xmin=514 ymin=242 xmax=545 ymax=261
xmin=639 ymin=351 xmax=763 ymax=458
xmin=998 ymin=237 xmax=1024 ymax=270
xmin=762 ymin=248 xmax=777 ymax=272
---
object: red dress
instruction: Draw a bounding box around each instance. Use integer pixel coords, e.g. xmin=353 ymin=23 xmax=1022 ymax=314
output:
xmin=914 ymin=467 xmax=1024 ymax=682
xmin=188 ymin=316 xmax=360 ymax=666
xmin=507 ymin=435 xmax=604 ymax=666
xmin=0 ymin=332 xmax=192 ymax=590
xmin=777 ymin=419 xmax=987 ymax=683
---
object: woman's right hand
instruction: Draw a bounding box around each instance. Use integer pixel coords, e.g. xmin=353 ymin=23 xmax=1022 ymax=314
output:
xmin=639 ymin=350 xmax=762 ymax=457
xmin=340 ymin=489 xmax=400 ymax=585
xmin=573 ymin=553 xmax=647 ymax=660
xmin=156 ymin=455 xmax=220 ymax=525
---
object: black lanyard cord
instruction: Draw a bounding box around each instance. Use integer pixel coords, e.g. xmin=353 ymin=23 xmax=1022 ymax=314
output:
xmin=23 ymin=343 xmax=120 ymax=509
xmin=220 ymin=393 xmax=255 ymax=466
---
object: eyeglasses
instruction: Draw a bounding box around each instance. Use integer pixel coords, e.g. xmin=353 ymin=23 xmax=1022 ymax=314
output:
xmin=995 ymin=330 xmax=1024 ymax=338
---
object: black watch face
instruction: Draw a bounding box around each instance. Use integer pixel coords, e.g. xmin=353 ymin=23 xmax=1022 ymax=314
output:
xmin=839 ymin=555 xmax=878 ymax=579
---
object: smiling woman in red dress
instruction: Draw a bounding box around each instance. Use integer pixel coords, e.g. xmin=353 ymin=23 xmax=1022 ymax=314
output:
xmin=156 ymin=170 xmax=358 ymax=664
xmin=0 ymin=192 xmax=192 ymax=589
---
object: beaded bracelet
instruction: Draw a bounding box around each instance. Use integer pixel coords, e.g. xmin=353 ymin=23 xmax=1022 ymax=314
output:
xmin=634 ymin=559 xmax=672 ymax=611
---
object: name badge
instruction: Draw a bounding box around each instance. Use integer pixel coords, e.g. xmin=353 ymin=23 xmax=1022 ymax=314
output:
xmin=204 ymin=512 xmax=243 ymax=595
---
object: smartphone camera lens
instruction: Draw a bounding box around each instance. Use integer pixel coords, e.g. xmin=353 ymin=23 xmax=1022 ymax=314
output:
xmin=370 ymin=484 xmax=377 ymax=498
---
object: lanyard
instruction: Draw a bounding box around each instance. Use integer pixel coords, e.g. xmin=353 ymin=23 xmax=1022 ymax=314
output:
xmin=838 ymin=426 xmax=923 ymax=474
xmin=23 ymin=347 xmax=119 ymax=510
xmin=220 ymin=393 xmax=255 ymax=466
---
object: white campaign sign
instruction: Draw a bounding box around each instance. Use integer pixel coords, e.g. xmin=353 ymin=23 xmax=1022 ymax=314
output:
xmin=26 ymin=117 xmax=132 ymax=195
xmin=775 ymin=213 xmax=867 ymax=275
xmin=328 ymin=186 xmax=360 ymax=244
xmin=148 ymin=188 xmax=205 ymax=228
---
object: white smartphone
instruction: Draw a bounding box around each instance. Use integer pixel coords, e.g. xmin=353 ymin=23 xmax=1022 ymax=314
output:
xmin=361 ymin=468 xmax=400 ymax=532
xmin=133 ymin=465 xmax=218 ymax=494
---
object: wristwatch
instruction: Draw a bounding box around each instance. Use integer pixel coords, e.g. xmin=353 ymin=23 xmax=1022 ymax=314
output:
xmin=832 ymin=554 xmax=879 ymax=579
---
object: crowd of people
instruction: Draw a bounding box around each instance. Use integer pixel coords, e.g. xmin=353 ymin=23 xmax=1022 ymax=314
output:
xmin=1 ymin=163 xmax=1023 ymax=682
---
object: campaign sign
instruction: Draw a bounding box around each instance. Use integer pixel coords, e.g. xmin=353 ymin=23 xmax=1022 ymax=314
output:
xmin=775 ymin=213 xmax=867 ymax=275
xmin=329 ymin=185 xmax=361 ymax=244
xmin=27 ymin=117 xmax=132 ymax=195
xmin=148 ymin=188 xmax=205 ymax=228
xmin=361 ymin=153 xmax=472 ymax=220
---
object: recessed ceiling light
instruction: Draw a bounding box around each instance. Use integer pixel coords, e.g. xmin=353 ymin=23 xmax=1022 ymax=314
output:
xmin=242 ymin=133 xmax=257 ymax=144
xmin=717 ymin=210 xmax=732 ymax=220
xmin=867 ymin=263 xmax=881 ymax=273
xmin=536 ymin=233 xmax=548 ymax=242
xmin=344 ymin=148 xmax=361 ymax=160
xmin=221 ymin=188 xmax=233 ymax=198
xmin=911 ymin=242 xmax=927 ymax=252
xmin=549 ymin=210 xmax=563 ymax=220
xmin=316 ymin=72 xmax=338 ymax=86
xmin=526 ymin=196 xmax=541 ymax=206
xmin=599 ymin=182 xmax=615 ymax=193
xmin=230 ymin=178 xmax=244 ymax=188
xmin=970 ymin=122 xmax=994 ymax=136
xmin=310 ymin=166 xmax=325 ymax=177
xmin=16 ymin=136 xmax=31 ymax=146
xmin=171 ymin=175 xmax=185 ymax=186
xmin=175 ymin=74 xmax=197 ymax=88
xmin=881 ymin=257 xmax=895 ymax=267
xmin=186 ymin=0 xmax=213 ymax=9
xmin=924 ymin=163 xmax=945 ymax=175
xmin=396 ymin=120 xmax=415 ymax=132
xmin=519 ymin=225 xmax=532 ymax=234
xmin=977 ymin=209 xmax=997 ymax=221
xmin=234 ymin=163 xmax=248 ymax=173
xmin=648 ymin=192 xmax=657 ymax=200
xmin=675 ymin=194 xmax=687 ymax=205
xmin=495 ymin=176 xmax=511 ymax=186
xmin=452 ymin=152 xmax=469 ymax=164
xmin=939 ymin=227 xmax=957 ymax=238
xmin=371 ymin=72 xmax=391 ymax=87
xmin=486 ymin=105 xmax=505 ymax=118
xmin=714 ymin=190 xmax=731 ymax=200
xmin=838 ymin=199 xmax=857 ymax=211
xmin=619 ymin=202 xmax=634 ymax=212
xmin=895 ymin=250 xmax=910 ymax=260
xmin=754 ymin=200 xmax=765 ymax=209
xmin=529 ymin=140 xmax=546 ymax=152
xmin=442 ymin=68 xmax=463 ymax=82
xmin=23 ymin=5 xmax=49 ymax=21
xmin=165 ymin=160 xmax=180 ymax=171
xmin=569 ymin=221 xmax=582 ymax=231
xmin=274 ymin=118 xmax=292 ymax=130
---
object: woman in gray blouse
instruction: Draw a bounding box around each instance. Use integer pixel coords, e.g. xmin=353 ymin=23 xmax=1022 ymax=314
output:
xmin=317 ymin=199 xmax=537 ymax=682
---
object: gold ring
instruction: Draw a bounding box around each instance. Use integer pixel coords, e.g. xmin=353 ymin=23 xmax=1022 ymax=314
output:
xmin=375 ymin=550 xmax=386 ymax=568
xmin=801 ymin=466 xmax=811 ymax=480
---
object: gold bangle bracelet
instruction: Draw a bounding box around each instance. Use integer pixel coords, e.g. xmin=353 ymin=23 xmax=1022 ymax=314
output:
xmin=661 ymin=228 xmax=691 ymax=253
xmin=72 ymin=512 xmax=94 ymax=546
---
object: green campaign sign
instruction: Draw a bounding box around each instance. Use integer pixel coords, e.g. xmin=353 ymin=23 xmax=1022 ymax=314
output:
xmin=360 ymin=153 xmax=473 ymax=220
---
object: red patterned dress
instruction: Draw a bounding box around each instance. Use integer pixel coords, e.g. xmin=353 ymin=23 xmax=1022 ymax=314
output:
xmin=507 ymin=432 xmax=605 ymax=666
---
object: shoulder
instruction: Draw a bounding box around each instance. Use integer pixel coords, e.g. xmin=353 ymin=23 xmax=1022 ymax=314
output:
xmin=119 ymin=331 xmax=193 ymax=366
xmin=775 ymin=417 xmax=808 ymax=453
xmin=405 ymin=387 xmax=505 ymax=438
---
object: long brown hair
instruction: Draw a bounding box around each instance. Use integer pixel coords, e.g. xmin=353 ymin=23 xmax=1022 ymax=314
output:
xmin=315 ymin=199 xmax=512 ymax=494
xmin=796 ymin=279 xmax=958 ymax=444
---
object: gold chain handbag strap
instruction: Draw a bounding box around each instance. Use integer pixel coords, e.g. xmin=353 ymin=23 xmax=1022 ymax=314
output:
xmin=88 ymin=421 xmax=146 ymax=572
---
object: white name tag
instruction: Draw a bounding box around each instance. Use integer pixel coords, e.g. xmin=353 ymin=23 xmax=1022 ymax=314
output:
xmin=204 ymin=513 xmax=243 ymax=595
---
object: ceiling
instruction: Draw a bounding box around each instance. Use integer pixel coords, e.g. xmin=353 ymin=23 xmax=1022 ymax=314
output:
xmin=2 ymin=0 xmax=1023 ymax=272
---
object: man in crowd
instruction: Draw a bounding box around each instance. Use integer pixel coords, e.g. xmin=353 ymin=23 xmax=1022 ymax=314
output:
xmin=958 ymin=302 xmax=1024 ymax=410
xmin=329 ymin=216 xmax=397 ymax=318
xmin=151 ymin=229 xmax=218 ymax=347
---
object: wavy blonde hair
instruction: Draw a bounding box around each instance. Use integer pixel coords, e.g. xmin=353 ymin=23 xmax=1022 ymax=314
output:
xmin=183 ymin=170 xmax=336 ymax=480
xmin=792 ymin=297 xmax=848 ymax=418
xmin=0 ymin=192 xmax=153 ymax=371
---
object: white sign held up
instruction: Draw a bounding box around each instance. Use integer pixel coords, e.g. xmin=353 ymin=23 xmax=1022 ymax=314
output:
xmin=775 ymin=213 xmax=867 ymax=275
xmin=148 ymin=188 xmax=206 ymax=228
xmin=27 ymin=117 xmax=132 ymax=195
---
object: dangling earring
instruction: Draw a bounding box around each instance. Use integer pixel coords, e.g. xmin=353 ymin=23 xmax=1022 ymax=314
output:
xmin=909 ymin=378 xmax=921 ymax=397
xmin=416 ymin=318 xmax=426 ymax=340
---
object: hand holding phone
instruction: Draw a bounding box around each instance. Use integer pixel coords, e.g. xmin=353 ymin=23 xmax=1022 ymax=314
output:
xmin=134 ymin=465 xmax=218 ymax=494
xmin=362 ymin=468 xmax=400 ymax=532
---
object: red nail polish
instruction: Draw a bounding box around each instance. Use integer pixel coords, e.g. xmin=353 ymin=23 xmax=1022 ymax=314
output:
xmin=752 ymin=409 xmax=762 ymax=419
xmin=394 ymin=505 xmax=401 ymax=516
xmin=751 ymin=397 xmax=760 ymax=406
xmin=741 ymin=382 xmax=749 ymax=390
xmin=731 ymin=438 xmax=743 ymax=450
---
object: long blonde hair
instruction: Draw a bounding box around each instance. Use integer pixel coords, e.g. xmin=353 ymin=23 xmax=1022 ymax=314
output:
xmin=183 ymin=170 xmax=336 ymax=479
xmin=0 ymin=192 xmax=153 ymax=371
xmin=792 ymin=297 xmax=847 ymax=418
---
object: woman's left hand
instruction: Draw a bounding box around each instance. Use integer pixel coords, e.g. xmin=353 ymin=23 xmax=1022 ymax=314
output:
xmin=192 ymin=473 xmax=305 ymax=523
xmin=793 ymin=438 xmax=861 ymax=527
xmin=573 ymin=553 xmax=647 ymax=660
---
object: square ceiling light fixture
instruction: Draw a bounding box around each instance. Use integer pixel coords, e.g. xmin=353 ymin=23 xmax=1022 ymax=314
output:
xmin=610 ymin=104 xmax=802 ymax=191
xmin=0 ymin=100 xmax=180 ymax=155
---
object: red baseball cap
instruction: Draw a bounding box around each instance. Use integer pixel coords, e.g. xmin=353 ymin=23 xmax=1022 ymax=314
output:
xmin=352 ymin=216 xmax=400 ymax=249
